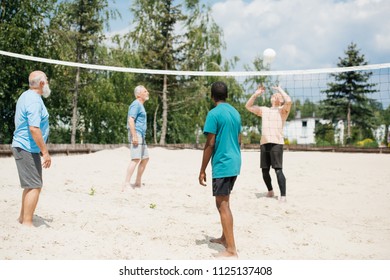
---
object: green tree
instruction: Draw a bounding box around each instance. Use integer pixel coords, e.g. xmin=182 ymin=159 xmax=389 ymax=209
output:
xmin=320 ymin=42 xmax=377 ymax=144
xmin=48 ymin=0 xmax=116 ymax=144
xmin=314 ymin=122 xmax=335 ymax=146
xmin=0 ymin=0 xmax=55 ymax=144
xmin=384 ymin=105 xmax=390 ymax=146
xmin=127 ymin=0 xmax=225 ymax=145
xmin=79 ymin=71 xmax=131 ymax=143
xmin=300 ymin=99 xmax=319 ymax=118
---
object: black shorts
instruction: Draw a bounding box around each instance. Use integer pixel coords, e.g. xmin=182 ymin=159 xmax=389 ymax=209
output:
xmin=260 ymin=143 xmax=283 ymax=169
xmin=212 ymin=176 xmax=237 ymax=196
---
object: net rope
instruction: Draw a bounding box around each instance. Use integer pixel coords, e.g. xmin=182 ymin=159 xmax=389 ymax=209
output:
xmin=2 ymin=49 xmax=389 ymax=146
xmin=1 ymin=49 xmax=390 ymax=76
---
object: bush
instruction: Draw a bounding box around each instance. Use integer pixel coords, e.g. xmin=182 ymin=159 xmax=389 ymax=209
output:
xmin=285 ymin=139 xmax=297 ymax=145
xmin=316 ymin=139 xmax=333 ymax=147
xmin=314 ymin=123 xmax=335 ymax=146
xmin=242 ymin=132 xmax=261 ymax=144
xmin=356 ymin=138 xmax=378 ymax=148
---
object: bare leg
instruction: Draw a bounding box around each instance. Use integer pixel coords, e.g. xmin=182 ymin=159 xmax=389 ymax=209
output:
xmin=266 ymin=190 xmax=274 ymax=198
xmin=213 ymin=195 xmax=238 ymax=258
xmin=18 ymin=189 xmax=28 ymax=224
xmin=134 ymin=158 xmax=149 ymax=187
xmin=122 ymin=159 xmax=140 ymax=191
xmin=210 ymin=233 xmax=227 ymax=248
xmin=20 ymin=188 xmax=41 ymax=226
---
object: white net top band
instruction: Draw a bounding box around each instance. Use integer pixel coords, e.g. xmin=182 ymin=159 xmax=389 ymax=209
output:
xmin=1 ymin=50 xmax=390 ymax=76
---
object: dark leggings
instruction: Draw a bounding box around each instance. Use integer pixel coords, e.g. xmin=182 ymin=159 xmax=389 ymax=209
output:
xmin=262 ymin=168 xmax=286 ymax=196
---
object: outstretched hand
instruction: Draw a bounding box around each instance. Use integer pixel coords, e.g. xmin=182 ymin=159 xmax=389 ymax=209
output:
xmin=255 ymin=84 xmax=266 ymax=96
xmin=272 ymin=84 xmax=285 ymax=93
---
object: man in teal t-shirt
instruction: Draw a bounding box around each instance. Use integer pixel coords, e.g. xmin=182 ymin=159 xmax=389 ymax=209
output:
xmin=198 ymin=81 xmax=241 ymax=258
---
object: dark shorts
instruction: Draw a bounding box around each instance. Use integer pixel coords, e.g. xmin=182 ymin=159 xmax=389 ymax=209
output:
xmin=12 ymin=147 xmax=43 ymax=188
xmin=260 ymin=143 xmax=283 ymax=169
xmin=212 ymin=176 xmax=237 ymax=196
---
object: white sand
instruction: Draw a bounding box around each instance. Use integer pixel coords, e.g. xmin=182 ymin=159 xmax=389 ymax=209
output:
xmin=1 ymin=147 xmax=390 ymax=260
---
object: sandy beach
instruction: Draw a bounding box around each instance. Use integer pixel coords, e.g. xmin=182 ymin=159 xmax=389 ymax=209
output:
xmin=1 ymin=147 xmax=390 ymax=260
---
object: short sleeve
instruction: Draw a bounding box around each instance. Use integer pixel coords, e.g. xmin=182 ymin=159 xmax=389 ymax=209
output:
xmin=128 ymin=101 xmax=140 ymax=119
xmin=203 ymin=111 xmax=217 ymax=135
xmin=26 ymin=102 xmax=42 ymax=127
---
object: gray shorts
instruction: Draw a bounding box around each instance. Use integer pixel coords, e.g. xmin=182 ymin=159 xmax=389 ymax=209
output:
xmin=128 ymin=132 xmax=149 ymax=160
xmin=12 ymin=147 xmax=43 ymax=188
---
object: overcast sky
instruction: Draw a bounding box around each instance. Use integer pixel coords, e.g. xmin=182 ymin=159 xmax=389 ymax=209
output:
xmin=107 ymin=0 xmax=390 ymax=71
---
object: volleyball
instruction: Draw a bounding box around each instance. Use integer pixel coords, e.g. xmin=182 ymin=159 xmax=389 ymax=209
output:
xmin=263 ymin=48 xmax=276 ymax=65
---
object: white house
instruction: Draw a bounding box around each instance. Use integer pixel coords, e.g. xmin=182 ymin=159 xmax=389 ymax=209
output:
xmin=284 ymin=112 xmax=389 ymax=145
xmin=284 ymin=117 xmax=317 ymax=145
xmin=284 ymin=111 xmax=330 ymax=145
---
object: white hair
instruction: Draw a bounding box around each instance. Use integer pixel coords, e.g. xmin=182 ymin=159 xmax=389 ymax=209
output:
xmin=134 ymin=85 xmax=145 ymax=98
xmin=29 ymin=72 xmax=47 ymax=87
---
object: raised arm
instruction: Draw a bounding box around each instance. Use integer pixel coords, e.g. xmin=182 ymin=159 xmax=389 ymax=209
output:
xmin=245 ymin=85 xmax=265 ymax=116
xmin=272 ymin=85 xmax=292 ymax=120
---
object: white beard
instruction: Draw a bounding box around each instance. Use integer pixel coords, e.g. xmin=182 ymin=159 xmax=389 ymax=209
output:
xmin=42 ymin=84 xmax=51 ymax=98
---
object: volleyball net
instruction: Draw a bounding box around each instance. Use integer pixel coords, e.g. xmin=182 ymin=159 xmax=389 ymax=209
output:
xmin=1 ymin=50 xmax=390 ymax=148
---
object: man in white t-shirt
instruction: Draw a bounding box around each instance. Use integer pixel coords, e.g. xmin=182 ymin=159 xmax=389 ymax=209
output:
xmin=245 ymin=85 xmax=292 ymax=202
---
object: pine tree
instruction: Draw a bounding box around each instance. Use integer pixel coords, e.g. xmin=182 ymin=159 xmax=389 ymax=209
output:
xmin=321 ymin=42 xmax=377 ymax=144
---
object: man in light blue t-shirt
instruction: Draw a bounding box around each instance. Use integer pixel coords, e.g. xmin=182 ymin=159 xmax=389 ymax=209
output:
xmin=198 ymin=81 xmax=241 ymax=258
xmin=122 ymin=85 xmax=150 ymax=191
xmin=12 ymin=70 xmax=52 ymax=227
